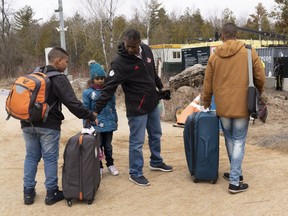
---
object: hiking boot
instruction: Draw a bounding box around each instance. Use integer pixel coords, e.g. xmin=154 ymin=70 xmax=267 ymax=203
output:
xmin=223 ymin=172 xmax=244 ymax=182
xmin=108 ymin=165 xmax=119 ymax=176
xmin=45 ymin=187 xmax=64 ymax=205
xmin=228 ymin=183 xmax=249 ymax=194
xmin=129 ymin=175 xmax=150 ymax=186
xmin=149 ymin=163 xmax=173 ymax=172
xmin=24 ymin=188 xmax=36 ymax=205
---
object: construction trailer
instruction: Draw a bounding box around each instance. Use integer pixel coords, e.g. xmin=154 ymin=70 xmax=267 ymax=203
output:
xmin=150 ymin=44 xmax=183 ymax=76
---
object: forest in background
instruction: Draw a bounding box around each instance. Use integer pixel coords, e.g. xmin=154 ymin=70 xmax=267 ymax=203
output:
xmin=0 ymin=0 xmax=288 ymax=79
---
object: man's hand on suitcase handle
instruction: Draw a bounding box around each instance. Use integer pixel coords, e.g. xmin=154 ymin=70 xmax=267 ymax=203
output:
xmin=82 ymin=112 xmax=98 ymax=134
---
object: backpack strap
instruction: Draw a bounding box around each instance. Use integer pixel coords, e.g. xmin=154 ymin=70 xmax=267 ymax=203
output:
xmin=41 ymin=67 xmax=62 ymax=122
xmin=32 ymin=66 xmax=62 ymax=78
xmin=33 ymin=67 xmax=41 ymax=73
xmin=43 ymin=71 xmax=62 ymax=122
xmin=42 ymin=100 xmax=58 ymax=122
xmin=46 ymin=71 xmax=61 ymax=78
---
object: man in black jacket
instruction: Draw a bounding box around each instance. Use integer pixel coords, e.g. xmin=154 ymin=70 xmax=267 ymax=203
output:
xmin=274 ymin=57 xmax=283 ymax=91
xmin=94 ymin=29 xmax=173 ymax=186
xmin=22 ymin=47 xmax=97 ymax=205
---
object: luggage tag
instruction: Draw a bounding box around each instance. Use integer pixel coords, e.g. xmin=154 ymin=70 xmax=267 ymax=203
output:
xmin=201 ymin=107 xmax=210 ymax=112
xmin=81 ymin=126 xmax=95 ymax=135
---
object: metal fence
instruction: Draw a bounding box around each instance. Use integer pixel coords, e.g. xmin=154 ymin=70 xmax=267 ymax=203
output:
xmin=256 ymin=47 xmax=288 ymax=76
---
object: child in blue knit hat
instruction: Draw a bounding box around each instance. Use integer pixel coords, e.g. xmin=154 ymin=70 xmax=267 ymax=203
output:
xmin=82 ymin=60 xmax=119 ymax=177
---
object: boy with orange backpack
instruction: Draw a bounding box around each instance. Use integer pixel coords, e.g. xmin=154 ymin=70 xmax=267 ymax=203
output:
xmin=12 ymin=47 xmax=97 ymax=205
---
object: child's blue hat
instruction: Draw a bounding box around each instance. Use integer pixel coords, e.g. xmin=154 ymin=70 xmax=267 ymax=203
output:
xmin=89 ymin=60 xmax=106 ymax=80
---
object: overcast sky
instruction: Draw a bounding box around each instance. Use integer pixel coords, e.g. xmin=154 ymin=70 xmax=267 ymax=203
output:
xmin=12 ymin=0 xmax=276 ymax=22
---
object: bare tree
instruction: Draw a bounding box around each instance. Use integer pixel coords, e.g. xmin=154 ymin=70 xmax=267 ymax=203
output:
xmin=82 ymin=0 xmax=119 ymax=69
xmin=139 ymin=0 xmax=162 ymax=44
xmin=221 ymin=8 xmax=236 ymax=25
xmin=0 ymin=0 xmax=11 ymax=42
xmin=0 ymin=0 xmax=15 ymax=78
xmin=271 ymin=0 xmax=288 ymax=34
xmin=140 ymin=0 xmax=151 ymax=44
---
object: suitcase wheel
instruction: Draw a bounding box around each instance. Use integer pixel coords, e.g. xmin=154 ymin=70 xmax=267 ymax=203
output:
xmin=193 ymin=178 xmax=199 ymax=183
xmin=211 ymin=179 xmax=217 ymax=184
xmin=87 ymin=199 xmax=94 ymax=205
xmin=67 ymin=199 xmax=72 ymax=207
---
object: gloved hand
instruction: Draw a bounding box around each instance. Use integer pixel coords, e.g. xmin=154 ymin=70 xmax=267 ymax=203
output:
xmin=158 ymin=89 xmax=171 ymax=100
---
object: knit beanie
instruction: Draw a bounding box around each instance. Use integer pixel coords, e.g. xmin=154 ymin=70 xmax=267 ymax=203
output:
xmin=89 ymin=62 xmax=106 ymax=80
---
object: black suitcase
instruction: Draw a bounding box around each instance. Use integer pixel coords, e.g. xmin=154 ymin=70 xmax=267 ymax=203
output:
xmin=183 ymin=111 xmax=219 ymax=184
xmin=62 ymin=132 xmax=101 ymax=206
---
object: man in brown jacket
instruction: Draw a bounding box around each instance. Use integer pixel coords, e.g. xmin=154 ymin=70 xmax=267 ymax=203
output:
xmin=202 ymin=23 xmax=265 ymax=194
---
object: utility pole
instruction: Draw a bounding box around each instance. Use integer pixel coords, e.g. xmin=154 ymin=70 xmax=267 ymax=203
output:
xmin=55 ymin=0 xmax=66 ymax=50
xmin=258 ymin=15 xmax=262 ymax=47
xmin=55 ymin=0 xmax=68 ymax=74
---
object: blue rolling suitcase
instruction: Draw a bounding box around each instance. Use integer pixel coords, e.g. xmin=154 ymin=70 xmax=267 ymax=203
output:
xmin=183 ymin=111 xmax=219 ymax=184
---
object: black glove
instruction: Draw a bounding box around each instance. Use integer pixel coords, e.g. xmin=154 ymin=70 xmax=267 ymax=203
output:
xmin=158 ymin=89 xmax=171 ymax=100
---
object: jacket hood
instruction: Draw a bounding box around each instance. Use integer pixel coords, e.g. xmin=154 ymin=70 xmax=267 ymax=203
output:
xmin=118 ymin=42 xmax=129 ymax=56
xmin=214 ymin=40 xmax=245 ymax=58
xmin=117 ymin=42 xmax=140 ymax=60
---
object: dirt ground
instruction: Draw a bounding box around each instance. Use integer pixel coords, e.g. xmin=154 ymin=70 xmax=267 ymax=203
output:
xmin=1 ymin=86 xmax=288 ymax=216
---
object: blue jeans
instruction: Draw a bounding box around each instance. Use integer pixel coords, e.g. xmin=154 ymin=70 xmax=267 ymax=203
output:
xmin=127 ymin=106 xmax=163 ymax=177
xmin=220 ymin=117 xmax=249 ymax=186
xmin=22 ymin=127 xmax=60 ymax=191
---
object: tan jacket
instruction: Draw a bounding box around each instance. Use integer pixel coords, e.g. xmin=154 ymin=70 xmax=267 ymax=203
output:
xmin=202 ymin=40 xmax=265 ymax=118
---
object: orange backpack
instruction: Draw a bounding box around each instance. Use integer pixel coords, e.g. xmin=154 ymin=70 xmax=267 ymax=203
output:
xmin=5 ymin=68 xmax=60 ymax=123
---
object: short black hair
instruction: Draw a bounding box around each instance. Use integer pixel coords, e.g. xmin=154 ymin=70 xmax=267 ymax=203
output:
xmin=124 ymin=29 xmax=141 ymax=41
xmin=48 ymin=47 xmax=69 ymax=61
xmin=222 ymin=23 xmax=237 ymax=39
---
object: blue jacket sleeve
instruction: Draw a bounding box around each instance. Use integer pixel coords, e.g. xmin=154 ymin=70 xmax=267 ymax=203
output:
xmin=82 ymin=88 xmax=92 ymax=127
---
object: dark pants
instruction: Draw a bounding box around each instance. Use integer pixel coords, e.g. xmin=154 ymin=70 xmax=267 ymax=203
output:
xmin=99 ymin=131 xmax=114 ymax=168
xmin=276 ymin=75 xmax=283 ymax=90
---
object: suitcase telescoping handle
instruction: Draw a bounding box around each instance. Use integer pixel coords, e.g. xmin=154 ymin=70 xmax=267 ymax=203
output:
xmin=78 ymin=134 xmax=84 ymax=201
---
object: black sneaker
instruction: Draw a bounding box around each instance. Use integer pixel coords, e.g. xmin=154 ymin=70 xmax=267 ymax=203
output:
xmin=129 ymin=175 xmax=150 ymax=186
xmin=228 ymin=183 xmax=249 ymax=194
xmin=223 ymin=172 xmax=244 ymax=182
xmin=149 ymin=163 xmax=173 ymax=172
xmin=24 ymin=188 xmax=36 ymax=205
xmin=45 ymin=187 xmax=65 ymax=205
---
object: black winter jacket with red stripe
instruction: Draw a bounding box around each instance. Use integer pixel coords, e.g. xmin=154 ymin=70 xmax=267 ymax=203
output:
xmin=94 ymin=42 xmax=163 ymax=117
